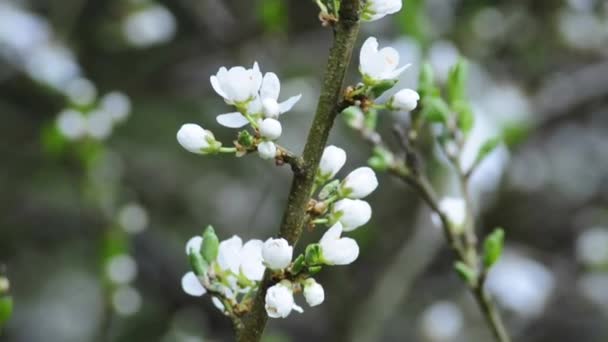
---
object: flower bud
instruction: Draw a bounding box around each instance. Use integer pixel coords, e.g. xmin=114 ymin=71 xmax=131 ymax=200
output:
xmin=259 ymin=118 xmax=282 ymax=140
xmin=361 ymin=0 xmax=402 ymax=22
xmin=342 ymin=106 xmax=365 ymax=129
xmin=258 ymin=141 xmax=277 ymax=160
xmin=177 ymin=124 xmax=217 ymax=154
xmin=390 ymin=88 xmax=420 ymax=112
xmin=341 ymin=167 xmax=378 ymax=199
xmin=265 ymin=281 xmax=303 ymax=318
xmin=303 ymin=279 xmax=325 ymax=307
xmin=262 ymin=238 xmax=293 ymax=270
xmin=319 ymin=145 xmax=347 ymax=179
xmin=202 ymin=225 xmax=219 ymax=263
xmin=439 ymin=197 xmax=466 ymax=231
xmin=332 ymin=199 xmax=372 ymax=231
xmin=319 ymin=223 xmax=359 ymax=265
xmin=262 ymin=98 xmax=281 ymax=118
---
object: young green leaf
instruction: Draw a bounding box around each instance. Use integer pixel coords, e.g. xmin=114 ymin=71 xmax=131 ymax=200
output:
xmin=201 ymin=225 xmax=219 ymax=263
xmin=483 ymin=228 xmax=505 ymax=268
xmin=370 ymin=79 xmax=398 ymax=98
xmin=474 ymin=137 xmax=502 ymax=166
xmin=421 ymin=97 xmax=450 ymax=123
xmin=454 ymin=261 xmax=477 ymax=286
xmin=0 ymin=296 xmax=12 ymax=326
xmin=189 ymin=251 xmax=209 ymax=276
xmin=447 ymin=59 xmax=468 ymax=105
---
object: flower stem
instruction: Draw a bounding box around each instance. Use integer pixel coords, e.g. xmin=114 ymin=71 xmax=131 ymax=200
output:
xmin=219 ymin=147 xmax=238 ymax=153
xmin=235 ymin=2 xmax=361 ymax=340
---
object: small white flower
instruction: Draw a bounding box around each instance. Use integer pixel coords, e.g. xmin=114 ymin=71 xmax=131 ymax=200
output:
xmin=332 ymin=199 xmax=372 ymax=231
xmin=262 ymin=98 xmax=281 ymax=118
xmin=56 ymin=109 xmax=87 ymax=140
xmin=319 ymin=145 xmax=347 ymax=179
xmin=359 ymin=37 xmax=410 ymax=83
xmin=391 ymin=88 xmax=420 ymax=112
xmin=341 ymin=167 xmax=379 ymax=199
xmin=265 ymin=281 xmax=303 ymax=318
xmin=362 ymin=0 xmax=402 ymax=22
xmin=176 ymin=123 xmax=216 ymax=154
xmin=181 ymin=271 xmax=206 ymax=297
xmin=210 ymin=62 xmax=263 ymax=105
xmin=259 ymin=118 xmax=282 ymax=140
xmin=217 ymin=236 xmax=266 ymax=281
xmin=258 ymin=72 xmax=301 ymax=117
xmin=303 ymin=279 xmax=325 ymax=307
xmin=319 ymin=222 xmax=360 ymax=265
xmin=262 ymin=238 xmax=293 ymax=270
xmin=65 ymin=77 xmax=97 ymax=106
xmin=100 ymin=91 xmax=131 ymax=123
xmin=185 ymin=236 xmax=203 ymax=255
xmin=258 ymin=141 xmax=277 ymax=160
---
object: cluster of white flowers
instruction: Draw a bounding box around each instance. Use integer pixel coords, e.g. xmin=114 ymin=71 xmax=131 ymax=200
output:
xmin=181 ymin=223 xmax=363 ymax=319
xmin=177 ymin=62 xmax=301 ymax=159
xmin=55 ymin=78 xmax=131 ymax=141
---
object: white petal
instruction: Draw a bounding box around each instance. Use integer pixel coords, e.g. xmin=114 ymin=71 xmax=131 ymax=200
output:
xmin=185 ymin=236 xmax=203 ymax=255
xmin=292 ymin=303 xmax=304 ymax=313
xmin=261 ymin=72 xmax=280 ymax=101
xmin=210 ymin=75 xmax=227 ymax=99
xmin=279 ymin=94 xmax=302 ymax=114
xmin=218 ymin=236 xmax=243 ymax=274
xmin=240 ymin=239 xmax=265 ymax=281
xmin=216 ymin=112 xmax=250 ymax=128
xmin=320 ymin=222 xmax=343 ymax=245
xmin=181 ymin=272 xmax=206 ymax=297
xmin=387 ymin=63 xmax=411 ymax=79
xmin=359 ymin=37 xmax=379 ymax=73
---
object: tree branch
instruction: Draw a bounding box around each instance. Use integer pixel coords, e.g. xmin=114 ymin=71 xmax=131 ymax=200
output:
xmin=235 ymin=2 xmax=361 ymax=341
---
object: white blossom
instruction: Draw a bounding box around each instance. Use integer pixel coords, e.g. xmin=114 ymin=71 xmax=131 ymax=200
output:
xmin=359 ymin=37 xmax=409 ymax=83
xmin=181 ymin=271 xmax=206 ymax=297
xmin=319 ymin=145 xmax=347 ymax=179
xmin=176 ymin=123 xmax=215 ymax=154
xmin=341 ymin=167 xmax=378 ymax=199
xmin=258 ymin=72 xmax=301 ymax=117
xmin=259 ymin=118 xmax=282 ymax=140
xmin=217 ymin=236 xmax=266 ymax=281
xmin=211 ymin=62 xmax=263 ymax=105
xmin=265 ymin=281 xmax=303 ymax=318
xmin=362 ymin=0 xmax=402 ymax=22
xmin=86 ymin=109 xmax=114 ymax=140
xmin=100 ymin=91 xmax=131 ymax=122
xmin=319 ymin=222 xmax=360 ymax=265
xmin=391 ymin=88 xmax=420 ymax=112
xmin=303 ymin=279 xmax=325 ymax=307
xmin=258 ymin=141 xmax=277 ymax=160
xmin=262 ymin=238 xmax=293 ymax=270
xmin=56 ymin=109 xmax=87 ymax=140
xmin=332 ymin=199 xmax=372 ymax=231
xmin=65 ymin=78 xmax=97 ymax=106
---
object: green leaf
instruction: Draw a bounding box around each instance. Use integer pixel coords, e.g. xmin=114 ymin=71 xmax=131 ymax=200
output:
xmin=189 ymin=250 xmax=209 ymax=276
xmin=307 ymin=265 xmax=322 ymax=275
xmin=257 ymin=0 xmax=286 ymax=33
xmin=318 ymin=179 xmax=340 ymax=200
xmin=291 ymin=254 xmax=305 ymax=274
xmin=502 ymin=123 xmax=531 ymax=147
xmin=454 ymin=101 xmax=474 ymax=134
xmin=483 ymin=228 xmax=505 ymax=269
xmin=421 ymin=97 xmax=450 ymax=123
xmin=305 ymin=243 xmax=323 ymax=266
xmin=418 ymin=63 xmax=438 ymax=98
xmin=474 ymin=137 xmax=502 ymax=166
xmin=370 ymin=79 xmax=398 ymax=98
xmin=454 ymin=261 xmax=477 ymax=286
xmin=447 ymin=59 xmax=468 ymax=105
xmin=367 ymin=147 xmax=393 ymax=172
xmin=0 ymin=296 xmax=12 ymax=326
xmin=201 ymin=225 xmax=219 ymax=263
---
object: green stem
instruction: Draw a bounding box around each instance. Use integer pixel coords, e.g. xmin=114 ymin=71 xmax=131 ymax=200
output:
xmin=219 ymin=147 xmax=238 ymax=153
xmin=235 ymin=2 xmax=360 ymax=340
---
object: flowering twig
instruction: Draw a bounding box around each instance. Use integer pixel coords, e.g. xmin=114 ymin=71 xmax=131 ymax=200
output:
xmin=235 ymin=1 xmax=361 ymax=340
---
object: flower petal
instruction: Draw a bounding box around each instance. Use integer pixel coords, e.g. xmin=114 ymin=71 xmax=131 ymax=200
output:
xmin=279 ymin=94 xmax=302 ymax=114
xmin=210 ymin=75 xmax=227 ymax=99
xmin=218 ymin=235 xmax=243 ymax=274
xmin=261 ymin=72 xmax=280 ymax=101
xmin=320 ymin=222 xmax=343 ymax=245
xmin=185 ymin=236 xmax=203 ymax=255
xmin=387 ymin=63 xmax=411 ymax=79
xmin=216 ymin=112 xmax=250 ymax=128
xmin=359 ymin=37 xmax=379 ymax=73
xmin=181 ymin=272 xmax=206 ymax=297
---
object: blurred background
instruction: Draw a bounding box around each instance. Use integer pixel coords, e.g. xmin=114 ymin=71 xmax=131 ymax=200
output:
xmin=1 ymin=0 xmax=608 ymax=341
